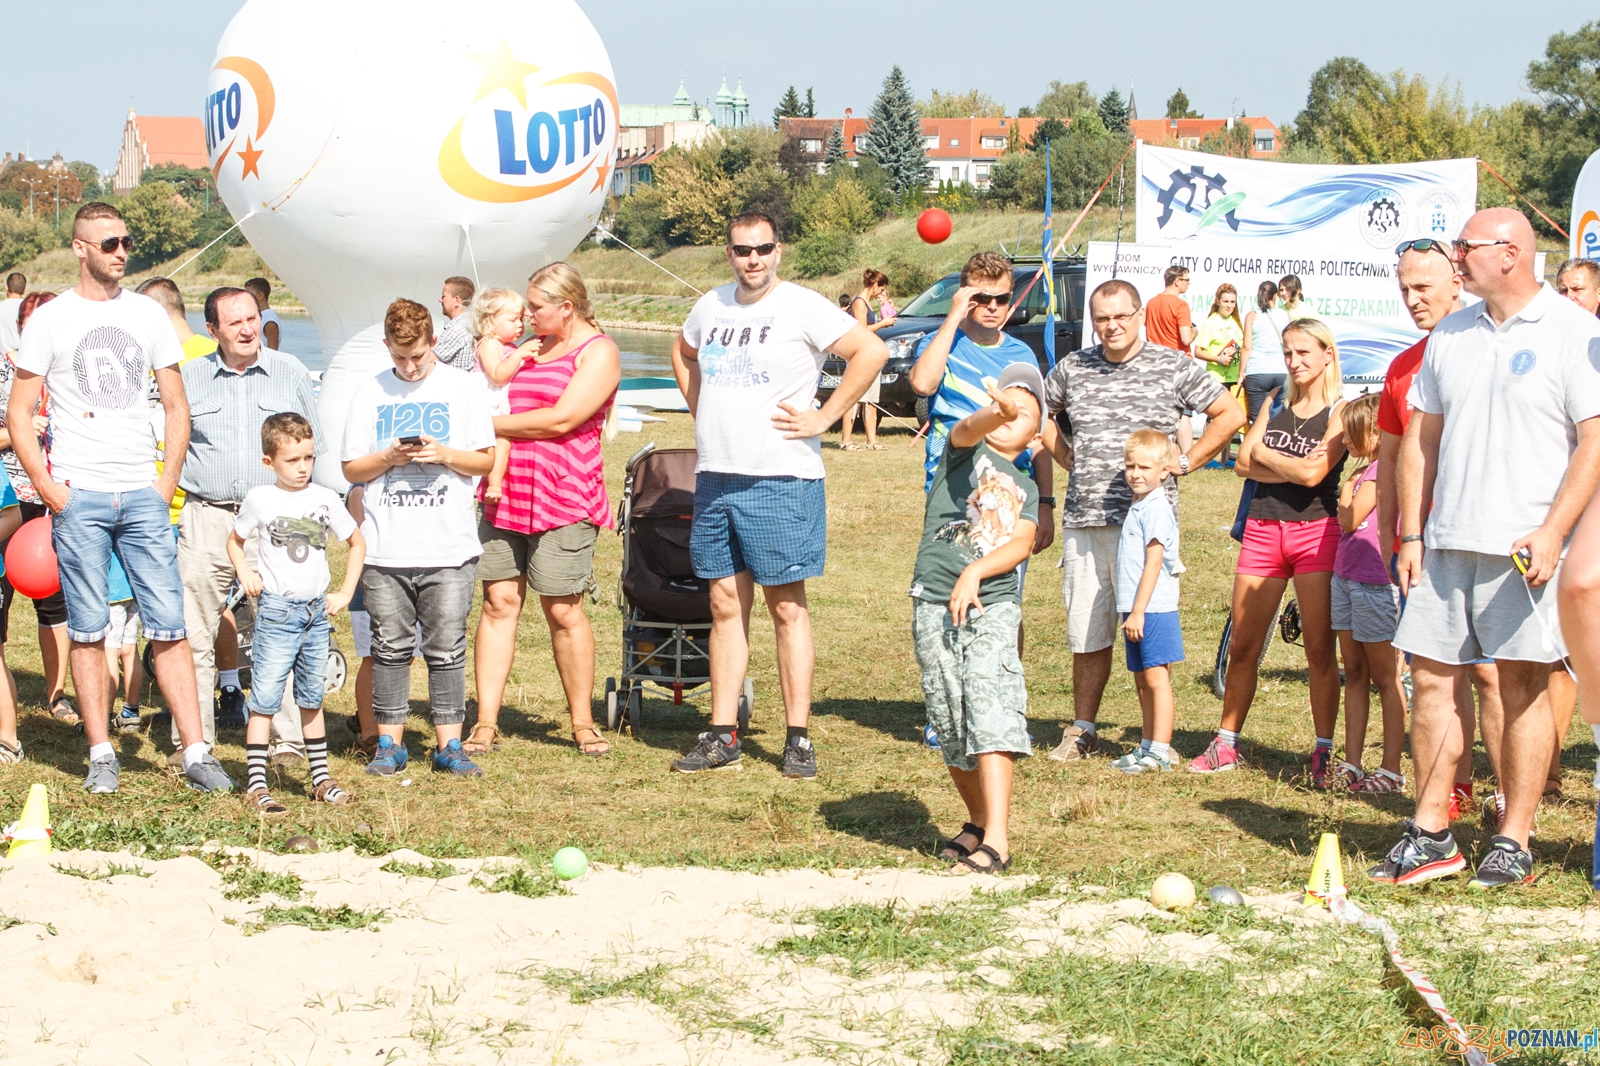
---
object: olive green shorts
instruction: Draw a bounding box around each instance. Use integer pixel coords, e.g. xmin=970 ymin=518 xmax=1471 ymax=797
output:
xmin=477 ymin=517 xmax=599 ymax=597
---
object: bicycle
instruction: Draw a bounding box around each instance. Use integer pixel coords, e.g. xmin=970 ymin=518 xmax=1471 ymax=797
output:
xmin=1211 ymin=595 xmax=1301 ymax=699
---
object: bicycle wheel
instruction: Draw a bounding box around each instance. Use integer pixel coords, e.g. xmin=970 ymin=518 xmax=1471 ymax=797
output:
xmin=1211 ymin=600 xmax=1283 ymax=700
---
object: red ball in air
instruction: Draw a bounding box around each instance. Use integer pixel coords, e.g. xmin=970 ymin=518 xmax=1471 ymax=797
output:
xmin=4 ymin=516 xmax=59 ymax=599
xmin=917 ymin=208 xmax=952 ymax=244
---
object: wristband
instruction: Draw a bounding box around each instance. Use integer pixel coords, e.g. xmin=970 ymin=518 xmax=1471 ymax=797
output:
xmin=1399 ymin=534 xmax=1423 ymax=544
xmin=1038 ymin=496 xmax=1056 ymax=507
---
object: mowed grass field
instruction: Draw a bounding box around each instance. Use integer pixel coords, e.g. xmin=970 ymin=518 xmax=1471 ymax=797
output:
xmin=0 ymin=412 xmax=1596 ymax=906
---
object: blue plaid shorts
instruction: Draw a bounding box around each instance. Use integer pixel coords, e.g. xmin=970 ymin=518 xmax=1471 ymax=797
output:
xmin=691 ymin=472 xmax=826 ymax=586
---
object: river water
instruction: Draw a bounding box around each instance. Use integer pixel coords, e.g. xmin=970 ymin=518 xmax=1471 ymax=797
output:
xmin=185 ymin=313 xmax=676 ymax=378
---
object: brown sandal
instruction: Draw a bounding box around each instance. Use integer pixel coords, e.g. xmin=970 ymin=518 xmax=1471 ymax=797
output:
xmin=351 ymin=735 xmax=379 ymax=763
xmin=462 ymin=721 xmax=501 ymax=755
xmin=49 ymin=696 xmax=80 ymax=725
xmin=573 ymin=725 xmax=611 ymax=757
xmin=245 ymin=787 xmax=289 ymax=816
xmin=312 ymin=780 xmax=355 ymax=806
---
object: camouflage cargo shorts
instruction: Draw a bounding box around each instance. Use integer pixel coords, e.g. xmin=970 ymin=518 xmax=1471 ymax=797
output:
xmin=911 ymin=599 xmax=1031 ymax=771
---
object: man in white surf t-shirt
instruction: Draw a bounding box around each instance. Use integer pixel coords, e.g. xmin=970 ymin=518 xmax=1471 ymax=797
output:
xmin=8 ymin=201 xmax=233 ymax=795
xmin=671 ymin=210 xmax=888 ymax=780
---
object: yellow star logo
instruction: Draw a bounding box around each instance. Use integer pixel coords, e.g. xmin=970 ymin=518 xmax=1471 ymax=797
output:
xmin=466 ymin=40 xmax=541 ymax=110
xmin=238 ymin=137 xmax=264 ymax=180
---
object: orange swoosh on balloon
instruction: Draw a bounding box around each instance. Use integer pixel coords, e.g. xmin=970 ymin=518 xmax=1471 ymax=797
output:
xmin=212 ymin=137 xmax=236 ymax=179
xmin=540 ymin=71 xmax=619 ymax=132
xmin=438 ymin=119 xmax=594 ymax=202
xmin=213 ymin=56 xmax=276 ymax=139
xmin=1581 ymin=210 xmax=1600 ymax=243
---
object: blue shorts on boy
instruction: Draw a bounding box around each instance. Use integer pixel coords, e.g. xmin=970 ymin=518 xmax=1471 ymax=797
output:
xmin=1123 ymin=610 xmax=1185 ymax=671
xmin=234 ymin=482 xmax=356 ymax=716
xmin=1116 ymin=491 xmax=1185 ymax=672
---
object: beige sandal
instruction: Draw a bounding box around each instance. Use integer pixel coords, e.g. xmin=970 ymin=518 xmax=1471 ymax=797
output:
xmin=312 ymin=779 xmax=355 ymax=806
xmin=245 ymin=787 xmax=289 ymax=816
xmin=462 ymin=721 xmax=501 ymax=755
xmin=573 ymin=725 xmax=611 ymax=757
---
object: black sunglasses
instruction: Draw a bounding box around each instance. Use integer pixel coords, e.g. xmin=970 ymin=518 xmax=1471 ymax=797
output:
xmin=1394 ymin=238 xmax=1452 ymax=259
xmin=81 ymin=235 xmax=134 ymax=254
xmin=729 ymin=242 xmax=778 ymax=258
xmin=969 ymin=291 xmax=1013 ymax=307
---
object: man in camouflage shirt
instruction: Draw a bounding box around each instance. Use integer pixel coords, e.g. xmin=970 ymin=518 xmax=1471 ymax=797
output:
xmin=1042 ymin=279 xmax=1244 ymax=761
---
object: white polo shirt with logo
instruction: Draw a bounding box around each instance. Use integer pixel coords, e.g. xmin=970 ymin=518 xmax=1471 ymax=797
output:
xmin=1408 ymin=284 xmax=1600 ymax=554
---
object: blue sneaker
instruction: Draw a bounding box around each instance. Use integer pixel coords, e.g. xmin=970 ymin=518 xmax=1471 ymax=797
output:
xmin=364 ymin=735 xmax=408 ymax=776
xmin=923 ymin=723 xmax=941 ymax=750
xmin=432 ymin=738 xmax=483 ymax=777
xmin=114 ymin=706 xmax=142 ymax=733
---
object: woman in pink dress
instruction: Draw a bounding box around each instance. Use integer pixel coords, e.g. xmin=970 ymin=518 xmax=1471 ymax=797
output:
xmin=468 ymin=263 xmax=621 ymax=756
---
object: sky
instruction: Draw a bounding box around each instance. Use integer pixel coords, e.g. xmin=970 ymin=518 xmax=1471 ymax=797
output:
xmin=3 ymin=1 xmax=1582 ymax=172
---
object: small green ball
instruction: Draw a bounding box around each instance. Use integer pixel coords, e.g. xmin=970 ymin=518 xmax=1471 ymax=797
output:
xmin=552 ymin=846 xmax=588 ymax=880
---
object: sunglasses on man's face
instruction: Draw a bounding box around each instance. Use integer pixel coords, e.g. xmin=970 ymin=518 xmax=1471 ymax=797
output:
xmin=81 ymin=235 xmax=133 ymax=254
xmin=969 ymin=291 xmax=1013 ymax=307
xmin=729 ymin=243 xmax=778 ymax=258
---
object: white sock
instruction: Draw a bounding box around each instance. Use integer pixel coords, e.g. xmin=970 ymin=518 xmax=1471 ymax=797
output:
xmin=1315 ymin=736 xmax=1334 ymax=751
xmin=1073 ymin=719 xmax=1097 ymax=735
xmin=1218 ymin=729 xmax=1241 ymax=748
xmin=219 ymin=670 xmax=241 ymax=689
xmin=182 ymin=742 xmax=209 ymax=769
xmin=1150 ymin=741 xmax=1171 ymax=759
xmin=88 ymin=742 xmax=114 ymax=762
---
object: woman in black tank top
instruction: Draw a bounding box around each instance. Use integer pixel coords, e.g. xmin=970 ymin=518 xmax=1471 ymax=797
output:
xmin=1189 ymin=319 xmax=1349 ymax=782
xmin=840 ymin=268 xmax=893 ymax=450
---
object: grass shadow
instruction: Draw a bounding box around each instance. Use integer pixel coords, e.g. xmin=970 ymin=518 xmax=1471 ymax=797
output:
xmin=814 ymin=698 xmax=929 ymax=745
xmin=819 ymin=790 xmax=935 ymax=854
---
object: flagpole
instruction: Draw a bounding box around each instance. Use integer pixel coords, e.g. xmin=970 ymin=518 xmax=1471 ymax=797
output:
xmin=1042 ymin=138 xmax=1056 ymax=369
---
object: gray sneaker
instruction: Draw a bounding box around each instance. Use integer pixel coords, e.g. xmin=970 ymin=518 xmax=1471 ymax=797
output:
xmin=671 ymin=731 xmax=740 ymax=774
xmin=1047 ymin=724 xmax=1099 ymax=762
xmin=84 ymin=753 xmax=120 ymax=793
xmin=782 ymin=736 xmax=817 ymax=779
xmin=183 ymin=752 xmax=235 ymax=793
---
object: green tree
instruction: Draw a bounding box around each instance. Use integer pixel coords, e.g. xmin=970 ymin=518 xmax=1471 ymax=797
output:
xmin=652 ymin=126 xmax=788 ymax=245
xmin=1035 ymin=80 xmax=1094 ymax=120
xmin=919 ymin=89 xmax=1006 ymax=118
xmin=1098 ymin=88 xmax=1129 ymax=133
xmin=1027 ymin=117 xmax=1069 ymax=150
xmin=793 ymin=175 xmax=879 ymax=236
xmin=1293 ymin=57 xmax=1382 ymax=149
xmin=823 ymin=122 xmax=847 ymax=169
xmin=141 ymin=163 xmax=215 ymax=207
xmin=773 ymin=85 xmax=803 ymax=126
xmin=68 ymin=161 xmax=101 ymax=201
xmin=1297 ymin=68 xmax=1476 ymax=164
xmin=862 ymin=65 xmax=927 ymax=201
xmin=804 ymin=87 xmax=816 ymax=118
xmin=1199 ymin=120 xmax=1254 ymax=158
xmin=0 ymin=206 xmax=53 ymax=270
xmin=1523 ymin=20 xmax=1600 ymax=223
xmin=117 ymin=182 xmax=197 ymax=267
xmin=1165 ymin=89 xmax=1201 ymax=119
xmin=613 ymin=184 xmax=673 ymax=251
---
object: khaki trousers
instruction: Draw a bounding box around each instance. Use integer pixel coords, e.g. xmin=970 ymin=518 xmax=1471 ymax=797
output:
xmin=176 ymin=497 xmax=304 ymax=752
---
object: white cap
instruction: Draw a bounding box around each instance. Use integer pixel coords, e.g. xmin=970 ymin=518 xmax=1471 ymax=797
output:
xmin=996 ymin=361 xmax=1047 ymax=416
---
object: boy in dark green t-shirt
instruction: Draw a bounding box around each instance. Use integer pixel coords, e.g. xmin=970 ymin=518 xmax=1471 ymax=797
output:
xmin=909 ymin=362 xmax=1044 ymax=875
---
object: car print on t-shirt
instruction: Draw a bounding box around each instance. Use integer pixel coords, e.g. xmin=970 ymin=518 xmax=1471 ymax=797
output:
xmin=267 ymin=512 xmax=332 ymax=563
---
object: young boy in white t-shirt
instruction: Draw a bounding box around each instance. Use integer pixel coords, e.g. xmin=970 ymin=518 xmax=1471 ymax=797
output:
xmin=229 ymin=413 xmax=366 ymax=813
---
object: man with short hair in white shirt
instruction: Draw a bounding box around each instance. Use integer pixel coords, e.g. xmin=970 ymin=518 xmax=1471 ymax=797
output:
xmin=8 ymin=201 xmax=233 ymax=794
xmin=672 ymin=210 xmax=888 ymax=779
xmin=0 ymin=272 xmax=25 ymax=353
xmin=1384 ymin=208 xmax=1600 ymax=890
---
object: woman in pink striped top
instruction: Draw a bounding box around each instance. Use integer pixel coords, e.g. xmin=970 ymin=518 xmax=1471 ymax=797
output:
xmin=469 ymin=263 xmax=621 ymax=757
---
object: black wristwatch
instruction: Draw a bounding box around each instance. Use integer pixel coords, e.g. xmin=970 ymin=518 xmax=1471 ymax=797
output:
xmin=1038 ymin=496 xmax=1056 ymax=507
xmin=1399 ymin=534 xmax=1423 ymax=544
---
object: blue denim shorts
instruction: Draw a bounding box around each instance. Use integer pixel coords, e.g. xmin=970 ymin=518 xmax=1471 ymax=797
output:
xmin=691 ymin=472 xmax=826 ymax=586
xmin=248 ymin=593 xmax=331 ymax=714
xmin=52 ymin=486 xmax=187 ymax=643
xmin=1124 ymin=610 xmax=1185 ymax=672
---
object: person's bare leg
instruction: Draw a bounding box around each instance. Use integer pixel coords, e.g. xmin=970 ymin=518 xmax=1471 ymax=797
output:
xmin=541 ymin=594 xmax=602 ymax=748
xmin=708 ymin=573 xmax=755 ymax=727
xmin=469 ymin=577 xmax=525 ymax=749
xmin=1218 ymin=575 xmax=1289 ymax=734
xmin=946 ymin=765 xmax=985 ymax=851
xmin=1410 ymin=656 xmax=1465 ymax=835
xmin=1546 ymin=667 xmax=1577 ymax=795
xmin=839 ymin=405 xmax=856 ymax=447
xmin=974 ymin=751 xmax=1014 ymax=860
xmin=123 ymin=643 xmax=142 ymax=708
xmin=1072 ymin=649 xmax=1112 ymax=724
xmin=1338 ymin=631 xmax=1370 ymax=768
xmin=70 ymin=641 xmax=112 ymax=747
xmin=1453 ymin=670 xmax=1478 ymax=786
xmin=764 ymin=580 xmax=813 ymax=728
xmin=40 ymin=624 xmax=68 ymax=703
xmin=216 ymin=609 xmax=239 ymax=673
xmin=0 ymin=654 xmax=17 ymax=747
xmin=863 ymin=403 xmax=878 ymax=447
xmin=1473 ymin=663 xmax=1505 ymax=783
xmin=355 ymin=658 xmax=375 ymax=740
xmin=1363 ymin=640 xmax=1406 ymax=776
xmin=1294 ymin=571 xmax=1340 ymax=743
xmin=1493 ymin=659 xmax=1555 ymax=849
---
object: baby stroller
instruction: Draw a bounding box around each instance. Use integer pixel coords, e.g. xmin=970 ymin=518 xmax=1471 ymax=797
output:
xmin=605 ymin=443 xmax=752 ymax=735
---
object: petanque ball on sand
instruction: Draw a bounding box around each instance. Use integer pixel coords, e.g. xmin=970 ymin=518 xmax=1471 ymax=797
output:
xmin=916 ymin=208 xmax=952 ymax=244
xmin=1208 ymin=885 xmax=1246 ymax=907
xmin=1150 ymin=872 xmax=1196 ymax=910
xmin=285 ymin=835 xmax=317 ymax=853
xmin=552 ymin=846 xmax=588 ymax=880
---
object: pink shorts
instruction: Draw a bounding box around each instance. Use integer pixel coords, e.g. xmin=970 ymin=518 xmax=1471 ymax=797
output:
xmin=1237 ymin=517 xmax=1340 ymax=578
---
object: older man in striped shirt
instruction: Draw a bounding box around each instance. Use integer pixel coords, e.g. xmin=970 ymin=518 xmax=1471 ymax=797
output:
xmin=178 ymin=286 xmax=324 ymax=754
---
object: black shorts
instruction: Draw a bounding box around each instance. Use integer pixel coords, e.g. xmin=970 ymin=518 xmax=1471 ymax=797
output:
xmin=0 ymin=500 xmax=69 ymax=641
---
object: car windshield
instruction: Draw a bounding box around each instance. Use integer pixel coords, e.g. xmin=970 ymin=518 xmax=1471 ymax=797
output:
xmin=900 ymin=267 xmax=1082 ymax=319
xmin=900 ymin=274 xmax=963 ymax=317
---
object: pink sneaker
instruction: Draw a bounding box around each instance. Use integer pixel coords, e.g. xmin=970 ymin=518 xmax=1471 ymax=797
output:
xmin=1186 ymin=737 xmax=1240 ymax=773
xmin=1310 ymin=748 xmax=1333 ymax=790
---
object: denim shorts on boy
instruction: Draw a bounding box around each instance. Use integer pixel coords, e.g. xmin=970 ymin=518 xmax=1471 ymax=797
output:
xmin=1331 ymin=574 xmax=1399 ymax=644
xmin=1394 ymin=548 xmax=1566 ymax=664
xmin=361 ymin=561 xmax=477 ymax=726
xmin=912 ymin=599 xmax=1031 ymax=772
xmin=477 ymin=516 xmax=599 ymax=596
xmin=248 ymin=592 xmax=331 ymax=715
xmin=1123 ymin=610 xmax=1185 ymax=672
xmin=691 ymin=472 xmax=826 ymax=586
xmin=52 ymin=486 xmax=187 ymax=643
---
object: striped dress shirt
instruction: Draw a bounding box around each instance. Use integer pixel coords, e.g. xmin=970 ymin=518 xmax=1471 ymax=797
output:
xmin=179 ymin=348 xmax=325 ymax=503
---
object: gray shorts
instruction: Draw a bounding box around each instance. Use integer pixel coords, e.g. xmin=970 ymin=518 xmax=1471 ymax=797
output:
xmin=1393 ymin=548 xmax=1567 ymax=665
xmin=1330 ymin=575 xmax=1398 ymax=644
xmin=911 ymin=598 xmax=1030 ymax=771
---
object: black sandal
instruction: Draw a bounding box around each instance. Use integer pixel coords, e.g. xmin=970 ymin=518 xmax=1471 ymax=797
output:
xmin=952 ymin=843 xmax=1010 ymax=876
xmin=937 ymin=822 xmax=984 ymax=861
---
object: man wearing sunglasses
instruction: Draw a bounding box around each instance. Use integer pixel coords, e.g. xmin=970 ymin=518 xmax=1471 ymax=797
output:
xmin=1387 ymin=208 xmax=1600 ymax=890
xmin=8 ymin=201 xmax=233 ymax=794
xmin=672 ymin=210 xmax=888 ymax=779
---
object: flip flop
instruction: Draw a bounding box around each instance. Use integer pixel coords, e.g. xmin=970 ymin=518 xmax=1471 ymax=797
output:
xmin=49 ymin=696 xmax=80 ymax=725
xmin=463 ymin=721 xmax=501 ymax=755
xmin=937 ymin=822 xmax=985 ymax=861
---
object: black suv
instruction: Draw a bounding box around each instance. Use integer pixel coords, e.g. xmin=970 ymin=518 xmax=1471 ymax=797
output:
xmin=817 ymin=255 xmax=1087 ymax=420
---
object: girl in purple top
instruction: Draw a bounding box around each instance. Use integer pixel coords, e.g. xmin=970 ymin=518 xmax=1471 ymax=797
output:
xmin=1331 ymin=394 xmax=1406 ymax=793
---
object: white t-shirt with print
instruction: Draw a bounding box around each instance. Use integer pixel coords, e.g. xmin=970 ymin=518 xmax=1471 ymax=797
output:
xmin=14 ymin=288 xmax=182 ymax=491
xmin=681 ymin=281 xmax=856 ymax=479
xmin=235 ymin=483 xmax=357 ymax=601
xmin=340 ymin=362 xmax=495 ymax=568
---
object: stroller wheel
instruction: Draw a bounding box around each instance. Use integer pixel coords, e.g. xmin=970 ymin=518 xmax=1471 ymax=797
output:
xmin=325 ymin=648 xmax=348 ymax=694
xmin=604 ymin=678 xmax=619 ymax=731
xmin=737 ymin=691 xmax=751 ymax=734
xmin=627 ymin=687 xmax=642 ymax=736
xmin=742 ymin=677 xmax=754 ymax=713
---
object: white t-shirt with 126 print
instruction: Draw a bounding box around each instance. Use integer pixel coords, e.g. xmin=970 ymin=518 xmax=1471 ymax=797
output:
xmin=14 ymin=288 xmax=181 ymax=491
xmin=235 ymin=483 xmax=357 ymax=602
xmin=682 ymin=281 xmax=856 ymax=479
xmin=341 ymin=363 xmax=495 ymax=569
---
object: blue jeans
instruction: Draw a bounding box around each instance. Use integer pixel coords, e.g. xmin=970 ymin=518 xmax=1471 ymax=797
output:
xmin=248 ymin=593 xmax=330 ymax=714
xmin=52 ymin=486 xmax=187 ymax=643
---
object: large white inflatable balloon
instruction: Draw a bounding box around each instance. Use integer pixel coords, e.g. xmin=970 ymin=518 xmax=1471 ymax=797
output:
xmin=1573 ymin=149 xmax=1600 ymax=262
xmin=206 ymin=0 xmax=617 ymax=488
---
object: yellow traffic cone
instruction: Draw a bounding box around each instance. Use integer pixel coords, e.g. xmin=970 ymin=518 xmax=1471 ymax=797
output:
xmin=5 ymin=783 xmax=52 ymax=859
xmin=1303 ymin=832 xmax=1345 ymax=907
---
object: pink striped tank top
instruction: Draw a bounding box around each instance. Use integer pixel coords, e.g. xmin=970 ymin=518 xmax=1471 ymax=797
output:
xmin=482 ymin=334 xmax=615 ymax=535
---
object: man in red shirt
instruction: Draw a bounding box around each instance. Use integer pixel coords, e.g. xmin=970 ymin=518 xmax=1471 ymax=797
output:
xmin=1377 ymin=238 xmax=1506 ymax=825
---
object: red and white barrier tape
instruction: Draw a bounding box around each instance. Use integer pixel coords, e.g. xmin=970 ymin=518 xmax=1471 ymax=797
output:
xmin=2 ymin=821 xmax=51 ymax=842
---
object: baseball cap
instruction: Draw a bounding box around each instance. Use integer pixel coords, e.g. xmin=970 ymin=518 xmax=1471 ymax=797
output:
xmin=996 ymin=361 xmax=1047 ymax=416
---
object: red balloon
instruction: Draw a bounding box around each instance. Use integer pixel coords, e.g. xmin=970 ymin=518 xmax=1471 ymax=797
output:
xmin=5 ymin=516 xmax=59 ymax=599
xmin=917 ymin=208 xmax=953 ymax=244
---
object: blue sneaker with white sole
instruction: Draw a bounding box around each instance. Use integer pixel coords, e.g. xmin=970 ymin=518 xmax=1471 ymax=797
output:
xmin=432 ymin=738 xmax=483 ymax=777
xmin=364 ymin=735 xmax=408 ymax=776
xmin=923 ymin=723 xmax=941 ymax=750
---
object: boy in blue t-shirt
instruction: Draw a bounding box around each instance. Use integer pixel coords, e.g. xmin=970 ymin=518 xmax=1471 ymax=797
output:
xmin=1111 ymin=428 xmax=1186 ymax=773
